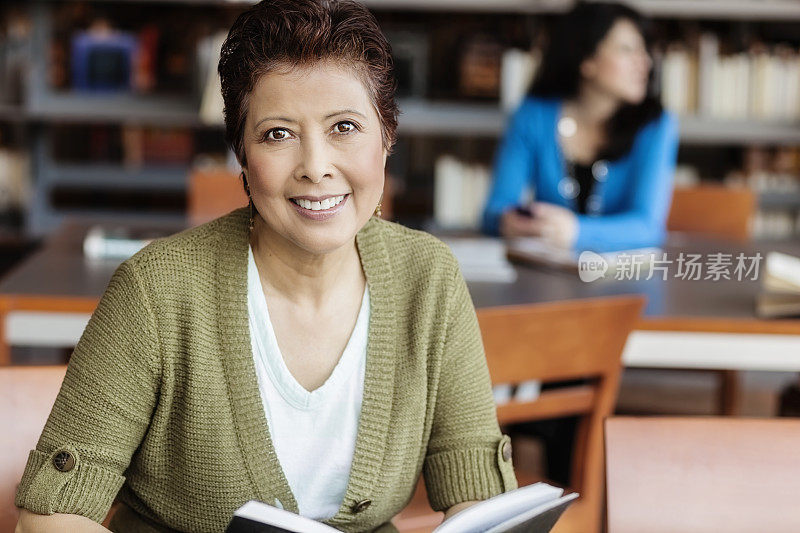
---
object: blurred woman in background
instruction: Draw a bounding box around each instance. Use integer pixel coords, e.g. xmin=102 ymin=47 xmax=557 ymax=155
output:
xmin=483 ymin=1 xmax=679 ymax=253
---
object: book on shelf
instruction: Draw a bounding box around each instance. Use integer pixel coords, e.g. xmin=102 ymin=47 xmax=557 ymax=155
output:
xmin=433 ymin=155 xmax=490 ymax=231
xmin=198 ymin=30 xmax=226 ymax=125
xmin=756 ymin=251 xmax=800 ymax=318
xmin=659 ymin=33 xmax=800 ymax=121
xmin=226 ymin=482 xmax=578 ymax=533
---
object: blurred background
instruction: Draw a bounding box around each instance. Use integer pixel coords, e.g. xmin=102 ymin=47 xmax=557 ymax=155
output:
xmin=2 ymin=0 xmax=800 ymax=404
xmin=2 ymin=0 xmax=800 ymax=245
xmin=5 ymin=3 xmax=800 ymax=531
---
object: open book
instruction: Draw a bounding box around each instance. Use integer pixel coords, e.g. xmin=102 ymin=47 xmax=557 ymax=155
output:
xmin=756 ymin=251 xmax=800 ymax=318
xmin=226 ymin=482 xmax=577 ymax=533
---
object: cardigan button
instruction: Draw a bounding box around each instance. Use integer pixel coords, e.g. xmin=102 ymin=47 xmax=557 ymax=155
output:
xmin=352 ymin=499 xmax=372 ymax=513
xmin=502 ymin=441 xmax=513 ymax=462
xmin=53 ymin=450 xmax=75 ymax=472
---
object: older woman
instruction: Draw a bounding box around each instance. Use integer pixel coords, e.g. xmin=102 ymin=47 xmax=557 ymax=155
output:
xmin=14 ymin=1 xmax=516 ymax=532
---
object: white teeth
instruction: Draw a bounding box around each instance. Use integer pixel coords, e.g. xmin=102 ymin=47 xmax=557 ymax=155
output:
xmin=292 ymin=195 xmax=346 ymax=211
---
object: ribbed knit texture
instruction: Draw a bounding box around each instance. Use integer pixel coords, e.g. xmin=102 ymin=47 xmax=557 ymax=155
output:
xmin=15 ymin=208 xmax=516 ymax=532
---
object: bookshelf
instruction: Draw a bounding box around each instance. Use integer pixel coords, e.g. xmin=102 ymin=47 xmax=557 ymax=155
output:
xmin=0 ymin=1 xmax=799 ymax=239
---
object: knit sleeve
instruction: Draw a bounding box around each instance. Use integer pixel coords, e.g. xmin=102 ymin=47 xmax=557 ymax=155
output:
xmin=15 ymin=259 xmax=161 ymax=523
xmin=422 ymin=265 xmax=517 ymax=511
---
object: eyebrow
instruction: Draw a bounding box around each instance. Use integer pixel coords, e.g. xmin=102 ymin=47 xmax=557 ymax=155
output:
xmin=253 ymin=109 xmax=368 ymax=131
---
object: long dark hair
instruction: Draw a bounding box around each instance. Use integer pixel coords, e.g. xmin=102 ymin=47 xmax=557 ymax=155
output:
xmin=529 ymin=1 xmax=663 ymax=161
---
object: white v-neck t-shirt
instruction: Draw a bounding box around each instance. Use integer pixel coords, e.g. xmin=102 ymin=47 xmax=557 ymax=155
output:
xmin=246 ymin=246 xmax=369 ymax=520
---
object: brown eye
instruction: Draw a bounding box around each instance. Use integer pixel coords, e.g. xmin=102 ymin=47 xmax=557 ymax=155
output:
xmin=335 ymin=121 xmax=356 ymax=134
xmin=266 ymin=128 xmax=289 ymax=141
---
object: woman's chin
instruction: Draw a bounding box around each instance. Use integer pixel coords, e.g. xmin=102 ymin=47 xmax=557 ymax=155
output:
xmin=288 ymin=226 xmax=359 ymax=256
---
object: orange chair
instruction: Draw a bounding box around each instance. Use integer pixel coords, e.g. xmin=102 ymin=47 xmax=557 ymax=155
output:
xmin=667 ymin=185 xmax=755 ymax=243
xmin=187 ymin=168 xmax=248 ymax=226
xmin=605 ymin=416 xmax=800 ymax=533
xmin=665 ymin=184 xmax=757 ymax=414
xmin=395 ymin=296 xmax=645 ymax=533
xmin=2 ymin=365 xmax=120 ymax=529
xmin=1 ymin=366 xmax=67 ymax=531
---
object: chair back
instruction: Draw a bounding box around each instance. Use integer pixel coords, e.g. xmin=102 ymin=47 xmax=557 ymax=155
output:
xmin=0 ymin=365 xmax=67 ymax=531
xmin=187 ymin=168 xmax=248 ymax=226
xmin=476 ymin=295 xmax=645 ymax=533
xmin=667 ymin=185 xmax=755 ymax=242
xmin=605 ymin=416 xmax=800 ymax=533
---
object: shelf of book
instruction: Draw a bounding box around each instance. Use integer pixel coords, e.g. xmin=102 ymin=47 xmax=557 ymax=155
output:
xmin=679 ymin=116 xmax=800 ymax=146
xmin=397 ymin=99 xmax=506 ymax=136
xmin=14 ymin=94 xmax=800 ymax=145
xmin=43 ymin=164 xmax=187 ymax=191
xmin=4 ymin=0 xmax=800 ymax=240
xmin=27 ymin=92 xmax=204 ymax=127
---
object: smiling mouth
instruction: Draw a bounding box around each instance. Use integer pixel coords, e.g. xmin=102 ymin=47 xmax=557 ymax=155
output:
xmin=290 ymin=194 xmax=348 ymax=211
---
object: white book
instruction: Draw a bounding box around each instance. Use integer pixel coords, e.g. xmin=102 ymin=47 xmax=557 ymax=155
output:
xmin=434 ymin=155 xmax=465 ymax=229
xmin=757 ymin=252 xmax=800 ymax=318
xmin=442 ymin=237 xmax=517 ymax=283
xmin=697 ymin=33 xmax=719 ymax=117
xmin=749 ymin=47 xmax=769 ymax=119
xmin=500 ymin=48 xmax=538 ymax=113
xmin=661 ymin=47 xmax=690 ymax=115
xmin=198 ymin=31 xmax=227 ymax=125
xmin=225 ymin=482 xmax=577 ymax=533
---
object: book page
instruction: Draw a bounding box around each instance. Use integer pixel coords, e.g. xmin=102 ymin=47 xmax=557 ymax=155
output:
xmin=433 ymin=483 xmax=564 ymax=533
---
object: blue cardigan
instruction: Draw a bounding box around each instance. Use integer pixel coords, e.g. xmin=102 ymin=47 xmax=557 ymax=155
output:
xmin=482 ymin=97 xmax=679 ymax=252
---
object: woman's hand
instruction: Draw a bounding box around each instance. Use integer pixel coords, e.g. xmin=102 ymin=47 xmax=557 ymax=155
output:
xmin=499 ymin=202 xmax=578 ymax=249
xmin=16 ymin=509 xmax=112 ymax=533
xmin=443 ymin=500 xmax=479 ymax=521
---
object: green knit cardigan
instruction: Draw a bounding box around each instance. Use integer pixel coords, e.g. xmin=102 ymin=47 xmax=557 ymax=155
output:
xmin=15 ymin=208 xmax=517 ymax=532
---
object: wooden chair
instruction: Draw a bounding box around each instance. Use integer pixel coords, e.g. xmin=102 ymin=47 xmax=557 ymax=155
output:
xmin=667 ymin=185 xmax=756 ymax=243
xmin=1 ymin=366 xmax=67 ymax=531
xmin=394 ymin=295 xmax=645 ymax=533
xmin=665 ymin=185 xmax=757 ymax=415
xmin=1 ymin=365 xmax=120 ymax=529
xmin=187 ymin=168 xmax=249 ymax=226
xmin=605 ymin=416 xmax=800 ymax=533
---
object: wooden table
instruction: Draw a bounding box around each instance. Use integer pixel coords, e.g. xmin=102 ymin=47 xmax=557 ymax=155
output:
xmin=0 ymin=220 xmax=184 ymax=364
xmin=1 ymin=223 xmax=799 ymax=375
xmin=467 ymin=235 xmax=800 ymax=374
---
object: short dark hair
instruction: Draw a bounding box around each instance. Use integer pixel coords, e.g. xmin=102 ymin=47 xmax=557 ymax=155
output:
xmin=218 ymin=0 xmax=399 ymax=170
xmin=530 ymin=1 xmax=662 ymax=160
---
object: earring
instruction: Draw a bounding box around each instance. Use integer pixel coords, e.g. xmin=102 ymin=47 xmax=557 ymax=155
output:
xmin=241 ymin=171 xmax=255 ymax=232
xmin=374 ymin=192 xmax=383 ymax=218
xmin=248 ymin=198 xmax=255 ymax=232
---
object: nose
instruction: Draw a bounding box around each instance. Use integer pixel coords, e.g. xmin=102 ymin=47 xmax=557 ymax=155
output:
xmin=294 ymin=135 xmax=334 ymax=184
